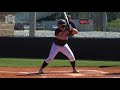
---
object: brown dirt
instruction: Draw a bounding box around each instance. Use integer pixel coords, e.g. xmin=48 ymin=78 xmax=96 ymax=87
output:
xmin=0 ymin=67 xmax=120 ymax=78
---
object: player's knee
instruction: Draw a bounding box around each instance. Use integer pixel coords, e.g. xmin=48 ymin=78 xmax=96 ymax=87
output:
xmin=45 ymin=57 xmax=53 ymax=63
xmin=69 ymin=56 xmax=75 ymax=62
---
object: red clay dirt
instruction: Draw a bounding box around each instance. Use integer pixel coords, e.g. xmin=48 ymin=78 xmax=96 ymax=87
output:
xmin=0 ymin=67 xmax=120 ymax=78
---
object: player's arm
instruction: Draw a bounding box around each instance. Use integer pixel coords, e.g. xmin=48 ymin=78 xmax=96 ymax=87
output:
xmin=69 ymin=27 xmax=78 ymax=35
xmin=69 ymin=21 xmax=77 ymax=29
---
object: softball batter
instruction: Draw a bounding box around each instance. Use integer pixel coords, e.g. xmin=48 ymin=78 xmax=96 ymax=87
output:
xmin=39 ymin=19 xmax=79 ymax=74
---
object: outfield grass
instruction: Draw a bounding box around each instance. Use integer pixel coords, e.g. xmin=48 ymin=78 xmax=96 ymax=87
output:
xmin=0 ymin=58 xmax=120 ymax=67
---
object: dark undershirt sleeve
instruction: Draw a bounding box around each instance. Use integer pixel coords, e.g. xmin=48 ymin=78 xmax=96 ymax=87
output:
xmin=69 ymin=21 xmax=77 ymax=29
xmin=55 ymin=29 xmax=60 ymax=36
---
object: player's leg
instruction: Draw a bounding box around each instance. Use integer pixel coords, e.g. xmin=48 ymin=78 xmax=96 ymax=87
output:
xmin=60 ymin=44 xmax=79 ymax=73
xmin=39 ymin=43 xmax=60 ymax=74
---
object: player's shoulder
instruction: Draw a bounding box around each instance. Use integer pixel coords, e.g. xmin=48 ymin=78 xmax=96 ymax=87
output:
xmin=55 ymin=28 xmax=60 ymax=32
xmin=69 ymin=21 xmax=75 ymax=25
xmin=55 ymin=28 xmax=61 ymax=36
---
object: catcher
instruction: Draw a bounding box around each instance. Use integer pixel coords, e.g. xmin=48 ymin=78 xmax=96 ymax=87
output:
xmin=39 ymin=19 xmax=79 ymax=74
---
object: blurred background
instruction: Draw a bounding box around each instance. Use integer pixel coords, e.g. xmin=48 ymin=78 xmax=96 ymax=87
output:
xmin=1 ymin=12 xmax=120 ymax=38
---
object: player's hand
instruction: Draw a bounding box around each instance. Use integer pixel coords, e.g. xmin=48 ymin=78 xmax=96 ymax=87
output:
xmin=69 ymin=25 xmax=73 ymax=31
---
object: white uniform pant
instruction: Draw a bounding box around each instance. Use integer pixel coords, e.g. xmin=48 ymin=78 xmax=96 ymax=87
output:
xmin=45 ymin=43 xmax=75 ymax=63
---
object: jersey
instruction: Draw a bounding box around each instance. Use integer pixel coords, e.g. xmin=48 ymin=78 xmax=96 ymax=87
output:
xmin=54 ymin=28 xmax=72 ymax=46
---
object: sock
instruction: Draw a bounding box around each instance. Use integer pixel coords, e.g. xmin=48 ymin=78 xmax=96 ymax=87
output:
xmin=70 ymin=61 xmax=75 ymax=69
xmin=41 ymin=61 xmax=48 ymax=68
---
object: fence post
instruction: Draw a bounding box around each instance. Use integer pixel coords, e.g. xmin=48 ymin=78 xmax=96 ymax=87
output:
xmin=103 ymin=12 xmax=107 ymax=31
xmin=29 ymin=12 xmax=36 ymax=37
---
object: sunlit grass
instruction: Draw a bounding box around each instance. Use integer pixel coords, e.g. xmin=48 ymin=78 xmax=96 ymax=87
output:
xmin=0 ymin=58 xmax=120 ymax=67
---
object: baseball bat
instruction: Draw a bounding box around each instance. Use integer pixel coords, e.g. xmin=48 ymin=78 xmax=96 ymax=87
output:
xmin=63 ymin=12 xmax=70 ymax=30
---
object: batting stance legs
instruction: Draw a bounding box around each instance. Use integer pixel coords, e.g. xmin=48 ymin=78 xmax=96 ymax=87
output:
xmin=39 ymin=43 xmax=79 ymax=74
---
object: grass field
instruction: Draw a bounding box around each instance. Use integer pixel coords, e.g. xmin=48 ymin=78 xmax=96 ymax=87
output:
xmin=0 ymin=58 xmax=120 ymax=67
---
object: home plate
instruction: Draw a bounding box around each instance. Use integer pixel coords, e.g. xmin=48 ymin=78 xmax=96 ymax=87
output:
xmin=68 ymin=73 xmax=84 ymax=76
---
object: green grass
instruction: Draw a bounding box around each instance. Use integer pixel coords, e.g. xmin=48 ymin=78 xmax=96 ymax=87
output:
xmin=0 ymin=58 xmax=41 ymax=67
xmin=0 ymin=58 xmax=120 ymax=67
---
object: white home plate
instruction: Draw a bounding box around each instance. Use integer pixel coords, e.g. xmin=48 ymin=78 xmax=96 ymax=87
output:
xmin=68 ymin=73 xmax=84 ymax=76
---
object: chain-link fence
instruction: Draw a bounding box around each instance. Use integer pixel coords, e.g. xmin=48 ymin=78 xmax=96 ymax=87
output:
xmin=13 ymin=12 xmax=105 ymax=37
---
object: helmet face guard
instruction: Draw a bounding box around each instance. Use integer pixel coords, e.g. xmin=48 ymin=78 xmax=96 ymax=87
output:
xmin=61 ymin=24 xmax=66 ymax=28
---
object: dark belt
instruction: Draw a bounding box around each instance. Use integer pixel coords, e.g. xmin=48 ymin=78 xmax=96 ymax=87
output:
xmin=54 ymin=38 xmax=68 ymax=46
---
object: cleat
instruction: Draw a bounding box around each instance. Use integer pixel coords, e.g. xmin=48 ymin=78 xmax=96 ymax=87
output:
xmin=73 ymin=69 xmax=79 ymax=73
xmin=39 ymin=70 xmax=43 ymax=74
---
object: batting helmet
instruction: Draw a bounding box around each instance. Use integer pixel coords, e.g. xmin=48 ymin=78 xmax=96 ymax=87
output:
xmin=58 ymin=19 xmax=67 ymax=25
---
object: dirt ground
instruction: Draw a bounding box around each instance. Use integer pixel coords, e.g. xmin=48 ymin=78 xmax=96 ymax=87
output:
xmin=0 ymin=67 xmax=120 ymax=78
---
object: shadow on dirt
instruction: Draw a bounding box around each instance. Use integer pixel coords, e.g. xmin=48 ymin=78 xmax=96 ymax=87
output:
xmin=105 ymin=73 xmax=120 ymax=76
xmin=99 ymin=66 xmax=113 ymax=68
xmin=99 ymin=66 xmax=120 ymax=68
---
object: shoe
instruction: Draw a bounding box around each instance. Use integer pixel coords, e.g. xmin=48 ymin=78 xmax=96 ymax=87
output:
xmin=39 ymin=70 xmax=43 ymax=74
xmin=73 ymin=69 xmax=79 ymax=73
